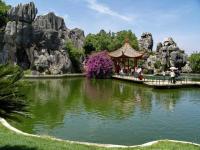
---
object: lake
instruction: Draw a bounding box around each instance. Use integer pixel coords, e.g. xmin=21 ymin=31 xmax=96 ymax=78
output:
xmin=11 ymin=77 xmax=200 ymax=145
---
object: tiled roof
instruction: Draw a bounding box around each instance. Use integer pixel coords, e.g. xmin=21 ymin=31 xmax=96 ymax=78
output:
xmin=109 ymin=42 xmax=143 ymax=58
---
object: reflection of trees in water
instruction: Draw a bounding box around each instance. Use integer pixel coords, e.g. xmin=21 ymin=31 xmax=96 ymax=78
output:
xmin=153 ymin=89 xmax=182 ymax=111
xmin=16 ymin=78 xmax=198 ymax=133
xmin=153 ymin=88 xmax=200 ymax=111
xmin=83 ymin=79 xmax=134 ymax=119
xmin=83 ymin=79 xmax=153 ymax=119
xmin=17 ymin=79 xmax=82 ymax=132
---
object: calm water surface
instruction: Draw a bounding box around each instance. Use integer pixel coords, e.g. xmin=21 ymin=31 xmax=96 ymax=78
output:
xmin=12 ymin=78 xmax=200 ymax=145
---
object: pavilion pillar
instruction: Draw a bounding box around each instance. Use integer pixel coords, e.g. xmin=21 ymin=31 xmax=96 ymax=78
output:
xmin=134 ymin=58 xmax=138 ymax=68
xmin=128 ymin=59 xmax=130 ymax=73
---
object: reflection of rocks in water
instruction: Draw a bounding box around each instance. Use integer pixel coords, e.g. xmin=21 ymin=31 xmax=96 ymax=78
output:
xmin=20 ymin=79 xmax=73 ymax=131
xmin=153 ymin=89 xmax=182 ymax=111
xmin=16 ymin=78 xmax=194 ymax=135
xmin=119 ymin=84 xmax=124 ymax=94
xmin=29 ymin=79 xmax=70 ymax=104
xmin=133 ymin=88 xmax=153 ymax=113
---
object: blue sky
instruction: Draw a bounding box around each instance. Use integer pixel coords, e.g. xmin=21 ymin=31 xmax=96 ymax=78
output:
xmin=5 ymin=0 xmax=200 ymax=54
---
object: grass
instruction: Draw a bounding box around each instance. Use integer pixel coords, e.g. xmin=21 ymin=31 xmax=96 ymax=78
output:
xmin=0 ymin=124 xmax=199 ymax=150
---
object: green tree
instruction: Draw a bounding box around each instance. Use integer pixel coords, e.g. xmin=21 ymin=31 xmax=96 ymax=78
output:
xmin=66 ymin=40 xmax=84 ymax=73
xmin=0 ymin=0 xmax=10 ymax=28
xmin=83 ymin=33 xmax=97 ymax=55
xmin=111 ymin=30 xmax=139 ymax=51
xmin=0 ymin=64 xmax=28 ymax=120
xmin=84 ymin=30 xmax=139 ymax=53
xmin=189 ymin=52 xmax=200 ymax=73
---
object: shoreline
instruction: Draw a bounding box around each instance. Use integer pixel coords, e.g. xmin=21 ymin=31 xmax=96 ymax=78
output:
xmin=0 ymin=117 xmax=200 ymax=148
xmin=23 ymin=73 xmax=200 ymax=89
xmin=23 ymin=73 xmax=86 ymax=79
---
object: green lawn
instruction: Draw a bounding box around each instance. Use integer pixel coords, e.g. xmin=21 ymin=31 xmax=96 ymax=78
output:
xmin=0 ymin=124 xmax=199 ymax=150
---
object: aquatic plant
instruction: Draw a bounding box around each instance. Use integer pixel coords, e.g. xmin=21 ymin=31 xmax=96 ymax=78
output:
xmin=85 ymin=51 xmax=113 ymax=78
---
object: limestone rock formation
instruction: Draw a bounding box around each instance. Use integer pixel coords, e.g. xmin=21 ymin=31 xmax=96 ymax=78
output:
xmin=8 ymin=2 xmax=37 ymax=23
xmin=138 ymin=32 xmax=153 ymax=52
xmin=181 ymin=62 xmax=192 ymax=73
xmin=155 ymin=37 xmax=187 ymax=70
xmin=69 ymin=28 xmax=85 ymax=50
xmin=0 ymin=2 xmax=85 ymax=74
xmin=144 ymin=37 xmax=189 ymax=73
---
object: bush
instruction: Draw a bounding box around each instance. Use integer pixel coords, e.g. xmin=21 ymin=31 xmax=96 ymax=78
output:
xmin=154 ymin=60 xmax=162 ymax=69
xmin=85 ymin=51 xmax=113 ymax=78
xmin=189 ymin=52 xmax=200 ymax=73
xmin=66 ymin=40 xmax=84 ymax=73
xmin=0 ymin=0 xmax=11 ymax=28
xmin=0 ymin=64 xmax=28 ymax=120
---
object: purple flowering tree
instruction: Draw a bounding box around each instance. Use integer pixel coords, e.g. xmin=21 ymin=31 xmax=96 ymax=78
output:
xmin=85 ymin=51 xmax=113 ymax=78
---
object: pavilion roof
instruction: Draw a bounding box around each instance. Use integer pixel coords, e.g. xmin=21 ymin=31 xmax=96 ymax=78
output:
xmin=108 ymin=42 xmax=144 ymax=58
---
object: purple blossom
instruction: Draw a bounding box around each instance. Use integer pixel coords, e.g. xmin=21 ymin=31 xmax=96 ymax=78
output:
xmin=85 ymin=51 xmax=113 ymax=78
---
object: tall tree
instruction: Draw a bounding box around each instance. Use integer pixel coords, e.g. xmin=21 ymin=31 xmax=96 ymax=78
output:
xmin=111 ymin=30 xmax=139 ymax=51
xmin=84 ymin=30 xmax=139 ymax=53
xmin=189 ymin=52 xmax=200 ymax=73
xmin=0 ymin=0 xmax=10 ymax=28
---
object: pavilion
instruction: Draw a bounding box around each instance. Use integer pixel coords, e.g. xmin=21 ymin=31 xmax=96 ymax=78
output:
xmin=108 ymin=41 xmax=144 ymax=74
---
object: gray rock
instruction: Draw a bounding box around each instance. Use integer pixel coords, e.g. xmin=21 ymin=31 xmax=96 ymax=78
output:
xmin=0 ymin=2 xmax=85 ymax=74
xmin=163 ymin=37 xmax=176 ymax=47
xmin=156 ymin=42 xmax=162 ymax=52
xmin=156 ymin=37 xmax=187 ymax=70
xmin=181 ymin=62 xmax=192 ymax=73
xmin=138 ymin=32 xmax=153 ymax=52
xmin=69 ymin=28 xmax=85 ymax=50
xmin=33 ymin=12 xmax=66 ymax=31
xmin=8 ymin=2 xmax=37 ymax=23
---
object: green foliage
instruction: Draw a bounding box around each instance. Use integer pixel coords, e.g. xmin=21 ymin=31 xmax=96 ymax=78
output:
xmin=66 ymin=40 xmax=84 ymax=73
xmin=24 ymin=69 xmax=32 ymax=75
xmin=0 ymin=64 xmax=28 ymax=120
xmin=138 ymin=60 xmax=145 ymax=68
xmin=189 ymin=52 xmax=200 ymax=73
xmin=111 ymin=30 xmax=139 ymax=51
xmin=148 ymin=51 xmax=155 ymax=56
xmin=84 ymin=30 xmax=139 ymax=53
xmin=0 ymin=0 xmax=10 ymax=28
xmin=154 ymin=60 xmax=162 ymax=69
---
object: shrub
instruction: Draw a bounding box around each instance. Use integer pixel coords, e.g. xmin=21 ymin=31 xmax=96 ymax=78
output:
xmin=0 ymin=64 xmax=28 ymax=120
xmin=66 ymin=40 xmax=84 ymax=73
xmin=0 ymin=0 xmax=11 ymax=28
xmin=154 ymin=60 xmax=162 ymax=69
xmin=189 ymin=52 xmax=200 ymax=73
xmin=85 ymin=51 xmax=113 ymax=78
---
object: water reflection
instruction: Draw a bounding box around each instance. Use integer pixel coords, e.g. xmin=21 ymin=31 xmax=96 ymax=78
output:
xmin=18 ymin=79 xmax=187 ymax=128
xmin=12 ymin=78 xmax=200 ymax=145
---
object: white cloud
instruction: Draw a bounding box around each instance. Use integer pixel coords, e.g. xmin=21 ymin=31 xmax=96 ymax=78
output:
xmin=85 ymin=0 xmax=132 ymax=21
